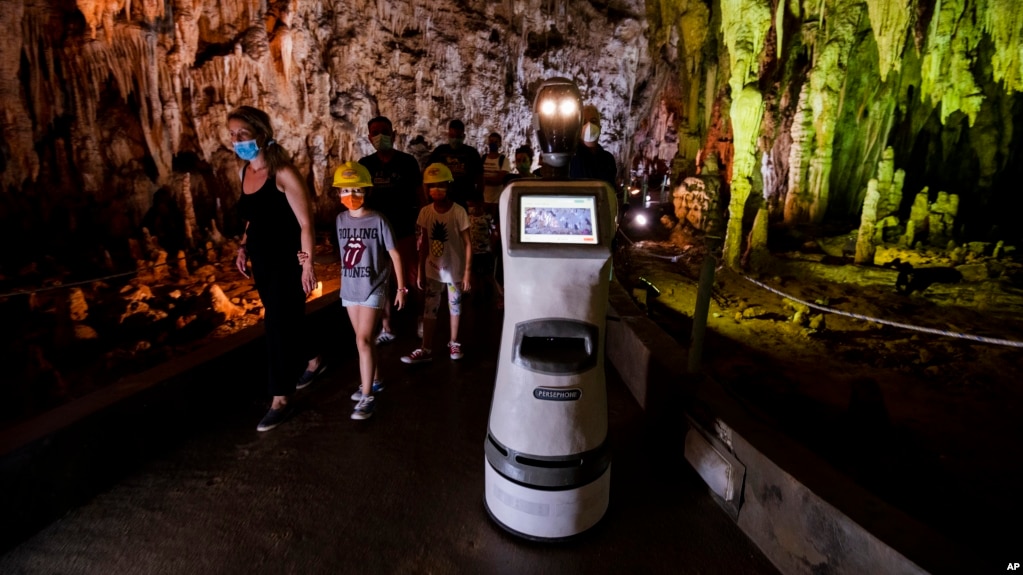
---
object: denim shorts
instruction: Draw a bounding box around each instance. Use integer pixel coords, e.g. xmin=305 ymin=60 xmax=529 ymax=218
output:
xmin=342 ymin=292 xmax=384 ymax=309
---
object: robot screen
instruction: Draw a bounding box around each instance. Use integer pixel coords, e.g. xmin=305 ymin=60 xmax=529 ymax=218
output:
xmin=519 ymin=195 xmax=597 ymax=244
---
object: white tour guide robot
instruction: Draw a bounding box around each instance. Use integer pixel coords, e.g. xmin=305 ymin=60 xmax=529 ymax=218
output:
xmin=484 ymin=177 xmax=616 ymax=540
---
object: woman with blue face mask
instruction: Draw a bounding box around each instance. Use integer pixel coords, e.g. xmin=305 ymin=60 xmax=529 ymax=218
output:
xmin=228 ymin=106 xmax=325 ymax=432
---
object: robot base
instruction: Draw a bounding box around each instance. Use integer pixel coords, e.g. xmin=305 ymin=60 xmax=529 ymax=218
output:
xmin=484 ymin=461 xmax=610 ymax=541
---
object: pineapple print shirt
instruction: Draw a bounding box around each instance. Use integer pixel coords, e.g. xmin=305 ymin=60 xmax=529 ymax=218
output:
xmin=417 ymin=203 xmax=470 ymax=283
xmin=336 ymin=210 xmax=397 ymax=303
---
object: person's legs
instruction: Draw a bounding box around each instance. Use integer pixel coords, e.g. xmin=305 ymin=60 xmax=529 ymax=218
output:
xmin=402 ymin=278 xmax=440 ymax=364
xmin=447 ymin=282 xmax=464 ymax=359
xmin=251 ymin=254 xmax=306 ymax=431
xmin=254 ymin=259 xmax=305 ymax=402
xmin=473 ymin=252 xmax=500 ymax=307
xmin=347 ymin=304 xmax=381 ymax=396
xmin=489 ymin=260 xmax=504 ymax=307
xmin=398 ymin=235 xmax=420 ymax=314
xmin=470 ymin=254 xmax=486 ymax=307
xmin=348 ymin=301 xmax=382 ymax=420
xmin=378 ymin=279 xmax=395 ymax=339
xmin=421 ymin=279 xmax=441 ymax=352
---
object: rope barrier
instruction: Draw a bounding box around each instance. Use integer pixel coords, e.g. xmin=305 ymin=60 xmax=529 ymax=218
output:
xmin=0 ymin=255 xmax=243 ymax=301
xmin=739 ymin=274 xmax=1023 ymax=349
xmin=0 ymin=270 xmax=142 ymax=299
xmin=617 ymin=228 xmax=1022 ymax=349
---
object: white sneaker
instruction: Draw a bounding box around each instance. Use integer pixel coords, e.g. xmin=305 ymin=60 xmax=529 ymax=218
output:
xmin=351 ymin=380 xmax=385 ymax=401
xmin=376 ymin=331 xmax=396 ymax=345
xmin=351 ymin=395 xmax=375 ymax=420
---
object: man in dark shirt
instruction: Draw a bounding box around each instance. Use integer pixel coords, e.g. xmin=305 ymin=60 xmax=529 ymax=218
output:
xmin=570 ymin=105 xmax=617 ymax=189
xmin=359 ymin=116 xmax=423 ymax=343
xmin=428 ymin=119 xmax=483 ymax=208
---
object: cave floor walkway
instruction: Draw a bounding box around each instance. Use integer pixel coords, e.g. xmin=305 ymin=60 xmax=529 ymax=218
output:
xmin=0 ymin=300 xmax=778 ymax=574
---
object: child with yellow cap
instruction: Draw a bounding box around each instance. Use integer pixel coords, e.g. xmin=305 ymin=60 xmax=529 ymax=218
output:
xmin=332 ymin=160 xmax=408 ymax=420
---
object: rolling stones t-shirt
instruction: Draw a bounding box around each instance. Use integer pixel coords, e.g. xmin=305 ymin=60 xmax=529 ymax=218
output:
xmin=336 ymin=210 xmax=396 ymax=303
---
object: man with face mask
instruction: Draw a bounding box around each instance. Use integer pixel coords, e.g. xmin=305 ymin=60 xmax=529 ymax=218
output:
xmin=359 ymin=116 xmax=423 ymax=344
xmin=428 ymin=119 xmax=483 ymax=209
xmin=569 ymin=105 xmax=617 ymax=189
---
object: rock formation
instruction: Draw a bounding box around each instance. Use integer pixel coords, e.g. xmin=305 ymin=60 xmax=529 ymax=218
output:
xmin=3 ymin=0 xmax=1023 ymax=427
xmin=0 ymin=0 xmax=1021 ymax=279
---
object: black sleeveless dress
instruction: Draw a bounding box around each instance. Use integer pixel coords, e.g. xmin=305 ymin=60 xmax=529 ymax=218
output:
xmin=237 ymin=167 xmax=307 ymax=395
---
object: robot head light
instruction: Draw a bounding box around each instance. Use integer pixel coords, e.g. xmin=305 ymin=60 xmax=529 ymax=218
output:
xmin=533 ymin=77 xmax=582 ymax=171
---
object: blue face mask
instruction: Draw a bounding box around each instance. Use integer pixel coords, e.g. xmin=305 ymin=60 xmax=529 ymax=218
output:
xmin=233 ymin=139 xmax=260 ymax=161
xmin=488 ymin=143 xmax=499 ymax=153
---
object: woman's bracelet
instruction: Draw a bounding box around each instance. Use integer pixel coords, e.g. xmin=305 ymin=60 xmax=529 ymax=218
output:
xmin=397 ymin=287 xmax=409 ymax=294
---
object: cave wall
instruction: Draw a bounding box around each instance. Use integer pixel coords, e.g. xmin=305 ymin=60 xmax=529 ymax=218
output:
xmin=707 ymin=0 xmax=1023 ymax=263
xmin=0 ymin=0 xmax=671 ymax=275
xmin=1 ymin=0 xmax=1022 ymax=277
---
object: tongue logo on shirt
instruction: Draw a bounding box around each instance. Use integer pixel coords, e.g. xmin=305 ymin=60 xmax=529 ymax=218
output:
xmin=343 ymin=237 xmax=366 ymax=268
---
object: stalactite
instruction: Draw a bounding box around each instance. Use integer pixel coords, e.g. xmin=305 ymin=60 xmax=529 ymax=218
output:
xmin=920 ymin=0 xmax=984 ymax=125
xmin=864 ymin=0 xmax=911 ymax=79
xmin=982 ymin=0 xmax=1023 ymax=95
xmin=30 ymin=0 xmax=1023 ymax=282
xmin=720 ymin=0 xmax=773 ymax=97
xmin=804 ymin=0 xmax=863 ymax=224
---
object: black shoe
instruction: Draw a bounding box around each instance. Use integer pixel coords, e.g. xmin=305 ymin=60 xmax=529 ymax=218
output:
xmin=296 ymin=361 xmax=328 ymax=390
xmin=256 ymin=405 xmax=293 ymax=432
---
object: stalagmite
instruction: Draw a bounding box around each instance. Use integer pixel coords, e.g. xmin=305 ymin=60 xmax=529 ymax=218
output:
xmin=671 ymin=161 xmax=723 ymax=234
xmin=215 ymin=199 xmax=225 ymax=236
xmin=855 ymin=179 xmax=880 ymax=265
xmin=208 ymin=220 xmax=225 ymax=245
xmin=856 ymin=147 xmax=906 ymax=263
xmin=207 ymin=284 xmax=246 ymax=320
xmin=784 ymin=85 xmax=814 ymax=225
xmin=747 ymin=207 xmax=771 ymax=272
xmin=725 ymin=86 xmax=765 ymax=269
xmin=180 ymin=173 xmax=197 ymax=248
xmin=152 ymin=250 xmax=169 ymax=281
xmin=928 ymin=191 xmax=959 ymax=246
xmin=175 ymin=250 xmax=190 ymax=279
xmin=68 ymin=288 xmax=89 ymax=322
xmin=719 ymin=0 xmax=771 ymax=268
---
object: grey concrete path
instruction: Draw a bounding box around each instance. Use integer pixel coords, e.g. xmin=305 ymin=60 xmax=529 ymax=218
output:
xmin=0 ymin=301 xmax=778 ymax=574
